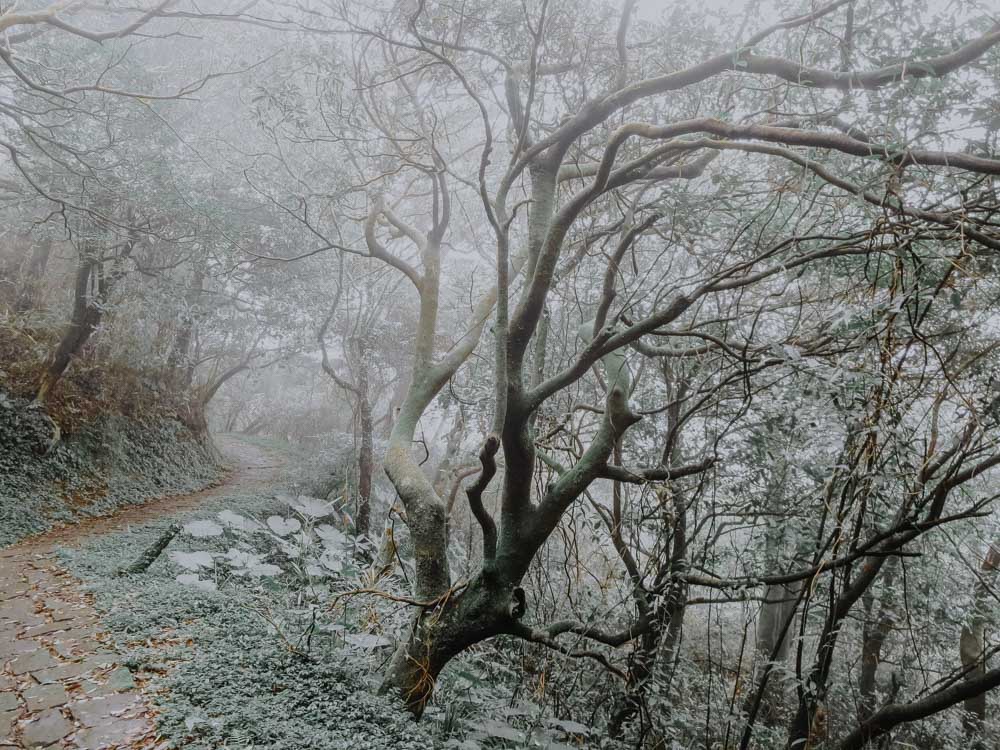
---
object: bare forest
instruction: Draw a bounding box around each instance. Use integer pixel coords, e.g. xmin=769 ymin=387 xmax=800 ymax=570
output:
xmin=3 ymin=1 xmax=1000 ymax=748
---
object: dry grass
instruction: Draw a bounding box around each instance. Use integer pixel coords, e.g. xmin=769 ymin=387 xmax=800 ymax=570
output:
xmin=0 ymin=320 xmax=196 ymax=434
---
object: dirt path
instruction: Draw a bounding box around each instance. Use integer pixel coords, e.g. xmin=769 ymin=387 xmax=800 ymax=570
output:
xmin=0 ymin=435 xmax=282 ymax=749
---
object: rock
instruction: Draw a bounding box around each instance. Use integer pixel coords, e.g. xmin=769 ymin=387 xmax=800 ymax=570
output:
xmin=0 ymin=599 xmax=44 ymax=628
xmin=51 ymin=625 xmax=101 ymax=642
xmin=24 ymin=622 xmax=64 ymax=638
xmin=104 ymin=667 xmax=135 ymax=692
xmin=0 ymin=626 xmax=19 ymax=643
xmin=0 ymin=638 xmax=34 ymax=659
xmin=23 ymin=683 xmax=67 ymax=712
xmin=8 ymin=650 xmax=56 ymax=675
xmin=73 ymin=718 xmax=149 ymax=749
xmin=50 ymin=637 xmax=101 ymax=659
xmin=70 ymin=694 xmax=139 ymax=727
xmin=0 ymin=709 xmax=16 ymax=741
xmin=43 ymin=599 xmax=75 ymax=619
xmin=0 ymin=693 xmax=17 ymax=712
xmin=20 ymin=708 xmax=72 ymax=747
xmin=0 ymin=581 xmax=29 ymax=601
xmin=32 ymin=656 xmax=106 ymax=685
xmin=78 ymin=680 xmax=114 ymax=698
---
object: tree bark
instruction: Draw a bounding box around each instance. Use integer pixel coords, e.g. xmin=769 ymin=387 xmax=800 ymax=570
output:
xmin=36 ymin=220 xmax=137 ymax=403
xmin=382 ymin=380 xmax=453 ymax=603
xmin=858 ymin=558 xmax=898 ymax=722
xmin=356 ymin=384 xmax=373 ymax=539
xmin=191 ymin=361 xmax=251 ymax=434
xmin=117 ymin=523 xmax=181 ymax=576
xmin=36 ymin=247 xmax=100 ymax=403
xmin=959 ymin=542 xmax=1000 ymax=746
xmin=14 ymin=237 xmax=52 ymax=314
xmin=753 ymin=581 xmax=803 ymax=725
xmin=166 ymin=265 xmax=204 ymax=388
xmin=380 ymin=569 xmax=525 ymax=716
xmin=837 ymin=664 xmax=1000 ymax=750
xmin=752 ymin=461 xmax=800 ymax=726
xmin=609 ymin=361 xmax=691 ymax=737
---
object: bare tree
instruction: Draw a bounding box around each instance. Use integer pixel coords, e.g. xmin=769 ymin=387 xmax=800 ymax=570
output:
xmin=324 ymin=2 xmax=1000 ymax=729
xmin=36 ymin=215 xmax=139 ymax=402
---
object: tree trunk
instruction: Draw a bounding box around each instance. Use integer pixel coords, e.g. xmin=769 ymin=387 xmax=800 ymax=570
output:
xmin=754 ymin=581 xmax=803 ymax=725
xmin=356 ymin=386 xmax=373 ymax=539
xmin=167 ymin=322 xmax=194 ymax=384
xmin=379 ymin=569 xmax=524 ymax=716
xmin=379 ymin=369 xmax=491 ymax=714
xmin=959 ymin=542 xmax=1000 ymax=746
xmin=37 ymin=218 xmax=137 ymax=403
xmin=382 ymin=434 xmax=451 ymax=601
xmin=117 ymin=523 xmax=181 ymax=576
xmin=36 ymin=250 xmax=100 ymax=403
xmin=607 ymin=460 xmax=679 ymax=738
xmin=747 ymin=449 xmax=800 ymax=726
xmin=192 ymin=361 xmax=251 ymax=434
xmin=785 ymin=549 xmax=894 ymax=749
xmin=242 ymin=415 xmax=268 ymax=435
xmin=858 ymin=558 xmax=898 ymax=722
xmin=14 ymin=238 xmax=52 ymax=313
xmin=432 ymin=410 xmax=466 ymax=497
xmin=166 ymin=265 xmax=204 ymax=388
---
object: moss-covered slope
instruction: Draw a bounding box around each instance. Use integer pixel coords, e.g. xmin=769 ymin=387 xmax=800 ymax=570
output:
xmin=0 ymin=391 xmax=221 ymax=547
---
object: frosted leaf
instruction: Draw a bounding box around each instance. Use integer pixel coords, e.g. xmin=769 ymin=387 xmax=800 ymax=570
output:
xmin=224 ymin=548 xmax=259 ymax=567
xmin=318 ymin=549 xmax=343 ymax=573
xmin=315 ymin=524 xmax=346 ymax=547
xmin=344 ymin=633 xmax=392 ymax=649
xmin=479 ymin=720 xmax=524 ymax=741
xmin=182 ymin=519 xmax=224 ymax=538
xmin=169 ymin=550 xmax=215 ymax=570
xmin=225 ymin=548 xmax=281 ymax=577
xmin=290 ymin=496 xmax=334 ymax=518
xmin=176 ymin=574 xmax=217 ymax=592
xmin=305 ymin=564 xmax=328 ymax=577
xmin=267 ymin=516 xmax=301 ymax=537
xmin=547 ymin=718 xmax=591 ymax=734
xmin=218 ymin=510 xmax=259 ymax=532
xmin=246 ymin=563 xmax=281 ymax=577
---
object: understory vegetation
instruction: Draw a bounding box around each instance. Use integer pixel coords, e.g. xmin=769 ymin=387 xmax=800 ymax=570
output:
xmin=59 ymin=446 xmax=599 ymax=749
xmin=0 ymin=314 xmax=222 ymax=545
xmin=0 ymin=388 xmax=220 ymax=546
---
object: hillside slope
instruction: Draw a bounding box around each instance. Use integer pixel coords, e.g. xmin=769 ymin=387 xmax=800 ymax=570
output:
xmin=0 ymin=391 xmax=222 ymax=547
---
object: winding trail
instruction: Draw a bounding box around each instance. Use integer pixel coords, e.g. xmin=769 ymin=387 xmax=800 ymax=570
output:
xmin=0 ymin=435 xmax=282 ymax=749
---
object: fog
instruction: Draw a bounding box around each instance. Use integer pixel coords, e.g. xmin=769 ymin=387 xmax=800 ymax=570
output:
xmin=2 ymin=1 xmax=1000 ymax=748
